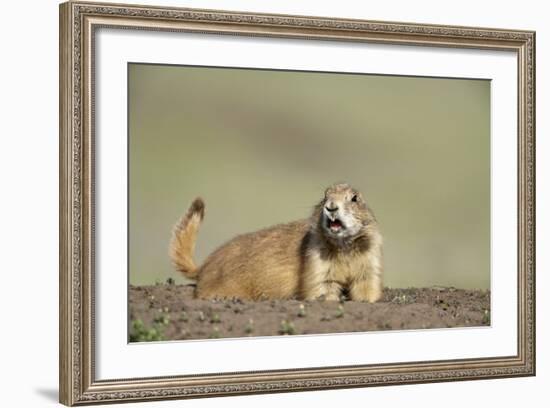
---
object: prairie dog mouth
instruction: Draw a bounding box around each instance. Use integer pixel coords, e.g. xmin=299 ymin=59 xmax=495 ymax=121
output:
xmin=326 ymin=217 xmax=345 ymax=233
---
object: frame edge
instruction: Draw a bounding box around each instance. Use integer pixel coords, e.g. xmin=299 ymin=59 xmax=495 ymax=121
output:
xmin=59 ymin=1 xmax=536 ymax=404
xmin=59 ymin=1 xmax=76 ymax=406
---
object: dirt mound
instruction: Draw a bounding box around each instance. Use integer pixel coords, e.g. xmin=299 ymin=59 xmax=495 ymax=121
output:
xmin=129 ymin=284 xmax=490 ymax=341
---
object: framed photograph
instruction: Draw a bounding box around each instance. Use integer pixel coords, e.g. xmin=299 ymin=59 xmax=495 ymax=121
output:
xmin=59 ymin=1 xmax=536 ymax=405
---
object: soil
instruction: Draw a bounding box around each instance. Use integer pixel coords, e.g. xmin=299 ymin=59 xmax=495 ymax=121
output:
xmin=129 ymin=283 xmax=490 ymax=342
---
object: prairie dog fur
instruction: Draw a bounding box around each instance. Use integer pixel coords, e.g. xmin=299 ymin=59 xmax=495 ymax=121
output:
xmin=169 ymin=183 xmax=383 ymax=302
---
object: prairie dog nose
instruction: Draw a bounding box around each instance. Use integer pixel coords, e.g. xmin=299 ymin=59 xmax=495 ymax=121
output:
xmin=325 ymin=202 xmax=339 ymax=212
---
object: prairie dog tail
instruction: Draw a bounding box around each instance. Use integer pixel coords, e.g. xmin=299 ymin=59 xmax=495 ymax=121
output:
xmin=169 ymin=198 xmax=205 ymax=279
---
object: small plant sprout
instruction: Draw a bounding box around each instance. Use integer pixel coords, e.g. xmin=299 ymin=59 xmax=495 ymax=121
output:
xmin=154 ymin=314 xmax=170 ymax=326
xmin=335 ymin=304 xmax=345 ymax=318
xmin=166 ymin=277 xmax=175 ymax=285
xmin=210 ymin=313 xmax=221 ymax=324
xmin=245 ymin=318 xmax=254 ymax=334
xmin=279 ymin=320 xmax=296 ymax=335
xmin=129 ymin=319 xmax=164 ymax=342
xmin=244 ymin=319 xmax=254 ymax=334
xmin=482 ymin=309 xmax=491 ymax=325
xmin=209 ymin=327 xmax=221 ymax=339
xmin=197 ymin=311 xmax=206 ymax=322
xmin=179 ymin=311 xmax=188 ymax=322
xmin=297 ymin=304 xmax=307 ymax=317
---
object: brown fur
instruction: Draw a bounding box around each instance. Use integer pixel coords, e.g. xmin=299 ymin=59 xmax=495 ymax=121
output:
xmin=169 ymin=183 xmax=383 ymax=302
xmin=169 ymin=198 xmax=205 ymax=278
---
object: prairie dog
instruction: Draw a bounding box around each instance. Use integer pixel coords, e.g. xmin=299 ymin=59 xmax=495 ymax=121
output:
xmin=169 ymin=183 xmax=383 ymax=302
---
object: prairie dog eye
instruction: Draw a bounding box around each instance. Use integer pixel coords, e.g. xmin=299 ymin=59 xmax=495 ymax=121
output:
xmin=351 ymin=195 xmax=358 ymax=202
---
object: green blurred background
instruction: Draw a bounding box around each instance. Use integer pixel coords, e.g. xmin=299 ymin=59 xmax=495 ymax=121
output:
xmin=128 ymin=63 xmax=490 ymax=290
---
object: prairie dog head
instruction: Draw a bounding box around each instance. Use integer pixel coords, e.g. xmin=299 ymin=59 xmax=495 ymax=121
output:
xmin=316 ymin=183 xmax=374 ymax=241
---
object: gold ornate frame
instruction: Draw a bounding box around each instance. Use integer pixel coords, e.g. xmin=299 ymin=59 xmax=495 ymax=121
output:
xmin=59 ymin=1 xmax=536 ymax=405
